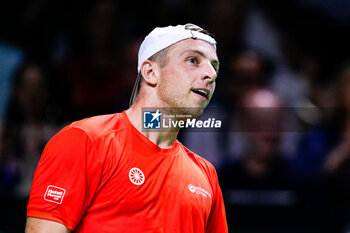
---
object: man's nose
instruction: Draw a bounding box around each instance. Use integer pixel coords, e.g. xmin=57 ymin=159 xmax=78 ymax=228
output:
xmin=202 ymin=62 xmax=217 ymax=82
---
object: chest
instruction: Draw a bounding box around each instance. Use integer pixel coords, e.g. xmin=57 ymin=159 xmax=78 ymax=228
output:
xmin=90 ymin=147 xmax=213 ymax=222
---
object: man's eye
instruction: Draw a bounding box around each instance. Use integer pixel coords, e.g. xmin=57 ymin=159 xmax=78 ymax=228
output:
xmin=187 ymin=57 xmax=198 ymax=64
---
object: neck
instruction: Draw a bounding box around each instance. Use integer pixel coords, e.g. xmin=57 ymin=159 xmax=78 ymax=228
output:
xmin=126 ymin=103 xmax=180 ymax=149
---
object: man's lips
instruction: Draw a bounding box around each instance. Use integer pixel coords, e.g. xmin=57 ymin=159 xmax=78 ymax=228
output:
xmin=191 ymin=88 xmax=210 ymax=100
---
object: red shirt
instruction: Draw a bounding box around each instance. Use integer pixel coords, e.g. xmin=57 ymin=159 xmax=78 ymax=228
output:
xmin=27 ymin=111 xmax=228 ymax=233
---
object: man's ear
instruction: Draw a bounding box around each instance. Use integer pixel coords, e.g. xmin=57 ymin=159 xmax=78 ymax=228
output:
xmin=140 ymin=60 xmax=159 ymax=86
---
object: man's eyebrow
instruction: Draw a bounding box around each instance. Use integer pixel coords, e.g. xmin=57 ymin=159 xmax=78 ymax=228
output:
xmin=184 ymin=50 xmax=220 ymax=72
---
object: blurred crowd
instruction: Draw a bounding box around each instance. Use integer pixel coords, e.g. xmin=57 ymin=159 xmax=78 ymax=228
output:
xmin=1 ymin=0 xmax=350 ymax=232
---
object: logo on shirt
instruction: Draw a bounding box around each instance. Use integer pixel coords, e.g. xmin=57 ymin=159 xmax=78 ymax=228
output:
xmin=44 ymin=185 xmax=66 ymax=204
xmin=188 ymin=184 xmax=212 ymax=199
xmin=143 ymin=110 xmax=161 ymax=129
xmin=129 ymin=167 xmax=145 ymax=185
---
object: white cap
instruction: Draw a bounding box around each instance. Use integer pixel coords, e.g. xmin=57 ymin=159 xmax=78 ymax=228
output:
xmin=137 ymin=23 xmax=216 ymax=72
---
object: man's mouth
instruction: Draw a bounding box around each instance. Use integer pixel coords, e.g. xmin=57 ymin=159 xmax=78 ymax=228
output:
xmin=191 ymin=88 xmax=210 ymax=100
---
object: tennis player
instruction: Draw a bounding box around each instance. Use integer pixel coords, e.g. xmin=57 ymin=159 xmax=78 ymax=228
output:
xmin=25 ymin=23 xmax=228 ymax=233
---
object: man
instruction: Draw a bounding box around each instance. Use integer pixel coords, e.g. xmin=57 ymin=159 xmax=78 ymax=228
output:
xmin=26 ymin=23 xmax=228 ymax=233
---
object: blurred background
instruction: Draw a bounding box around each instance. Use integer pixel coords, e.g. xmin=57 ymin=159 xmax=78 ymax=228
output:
xmin=0 ymin=0 xmax=350 ymax=232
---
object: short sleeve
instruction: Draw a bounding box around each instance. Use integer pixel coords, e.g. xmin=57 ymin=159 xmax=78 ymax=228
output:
xmin=27 ymin=126 xmax=102 ymax=230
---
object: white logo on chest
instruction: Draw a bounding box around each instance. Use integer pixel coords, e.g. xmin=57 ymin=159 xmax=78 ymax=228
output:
xmin=129 ymin=167 xmax=145 ymax=185
xmin=188 ymin=184 xmax=212 ymax=199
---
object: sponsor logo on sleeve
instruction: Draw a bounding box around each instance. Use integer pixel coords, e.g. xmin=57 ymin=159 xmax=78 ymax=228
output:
xmin=44 ymin=185 xmax=66 ymax=204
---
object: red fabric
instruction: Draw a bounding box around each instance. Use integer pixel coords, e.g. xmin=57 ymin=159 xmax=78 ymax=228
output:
xmin=27 ymin=112 xmax=228 ymax=233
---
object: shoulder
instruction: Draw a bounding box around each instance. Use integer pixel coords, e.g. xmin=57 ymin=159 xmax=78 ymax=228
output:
xmin=179 ymin=143 xmax=223 ymax=201
xmin=180 ymin=143 xmax=218 ymax=177
xmin=44 ymin=112 xmax=129 ymax=160
xmin=39 ymin=113 xmax=130 ymax=177
xmin=63 ymin=112 xmax=128 ymax=142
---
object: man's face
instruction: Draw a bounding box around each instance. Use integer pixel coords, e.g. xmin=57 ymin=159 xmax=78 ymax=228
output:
xmin=156 ymin=39 xmax=219 ymax=116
